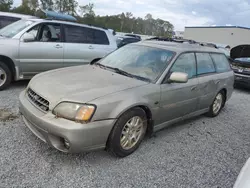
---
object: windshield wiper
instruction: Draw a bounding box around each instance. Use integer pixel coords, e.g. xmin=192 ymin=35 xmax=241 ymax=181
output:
xmin=95 ymin=63 xmax=151 ymax=82
xmin=95 ymin=62 xmax=107 ymax=69
xmin=108 ymin=67 xmax=151 ymax=82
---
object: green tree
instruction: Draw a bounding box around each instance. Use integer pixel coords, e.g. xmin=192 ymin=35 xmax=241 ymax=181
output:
xmin=40 ymin=0 xmax=53 ymax=10
xmin=0 ymin=0 xmax=13 ymax=11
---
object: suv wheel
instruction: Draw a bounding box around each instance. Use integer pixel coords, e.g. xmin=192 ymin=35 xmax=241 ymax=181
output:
xmin=0 ymin=61 xmax=12 ymax=91
xmin=107 ymin=108 xmax=147 ymax=157
xmin=206 ymin=91 xmax=225 ymax=117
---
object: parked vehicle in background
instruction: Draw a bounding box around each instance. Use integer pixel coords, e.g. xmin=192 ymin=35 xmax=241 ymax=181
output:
xmin=116 ymin=36 xmax=141 ymax=48
xmin=124 ymin=34 xmax=141 ymax=40
xmin=0 ymin=18 xmax=117 ymax=90
xmin=230 ymin=45 xmax=250 ymax=88
xmin=19 ymin=40 xmax=234 ymax=157
xmin=233 ymin=158 xmax=250 ymax=188
xmin=0 ymin=12 xmax=36 ymax=29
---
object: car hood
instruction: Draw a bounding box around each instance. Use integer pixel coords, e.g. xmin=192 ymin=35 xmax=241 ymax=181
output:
xmin=231 ymin=45 xmax=250 ymax=60
xmin=29 ymin=65 xmax=148 ymax=108
xmin=234 ymin=158 xmax=250 ymax=188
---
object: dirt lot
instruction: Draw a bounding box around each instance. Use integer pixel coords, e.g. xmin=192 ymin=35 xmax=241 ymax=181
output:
xmin=0 ymin=81 xmax=250 ymax=188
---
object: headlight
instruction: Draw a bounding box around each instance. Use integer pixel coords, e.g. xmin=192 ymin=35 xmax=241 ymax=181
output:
xmin=245 ymin=67 xmax=250 ymax=72
xmin=230 ymin=64 xmax=238 ymax=70
xmin=52 ymin=102 xmax=96 ymax=123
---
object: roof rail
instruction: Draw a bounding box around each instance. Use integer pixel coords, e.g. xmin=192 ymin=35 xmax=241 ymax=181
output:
xmin=146 ymin=37 xmax=218 ymax=49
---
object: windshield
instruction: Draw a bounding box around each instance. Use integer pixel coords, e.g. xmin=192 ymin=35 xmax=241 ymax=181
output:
xmin=0 ymin=20 xmax=34 ymax=38
xmin=98 ymin=44 xmax=175 ymax=82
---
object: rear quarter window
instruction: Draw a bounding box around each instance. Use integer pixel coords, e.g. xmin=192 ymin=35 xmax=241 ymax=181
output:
xmin=93 ymin=29 xmax=109 ymax=45
xmin=210 ymin=53 xmax=231 ymax=73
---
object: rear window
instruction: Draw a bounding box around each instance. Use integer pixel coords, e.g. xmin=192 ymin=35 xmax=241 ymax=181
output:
xmin=210 ymin=53 xmax=231 ymax=72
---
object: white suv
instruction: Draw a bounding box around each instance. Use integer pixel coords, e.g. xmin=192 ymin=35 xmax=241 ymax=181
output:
xmin=0 ymin=19 xmax=117 ymax=90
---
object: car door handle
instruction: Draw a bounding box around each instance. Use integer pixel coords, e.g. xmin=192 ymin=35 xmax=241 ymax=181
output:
xmin=215 ymin=80 xmax=221 ymax=84
xmin=191 ymin=86 xmax=197 ymax=91
xmin=88 ymin=45 xmax=94 ymax=49
xmin=54 ymin=44 xmax=62 ymax=48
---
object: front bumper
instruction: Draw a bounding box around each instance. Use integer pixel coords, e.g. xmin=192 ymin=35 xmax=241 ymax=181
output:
xmin=19 ymin=90 xmax=116 ymax=153
xmin=234 ymin=73 xmax=250 ymax=88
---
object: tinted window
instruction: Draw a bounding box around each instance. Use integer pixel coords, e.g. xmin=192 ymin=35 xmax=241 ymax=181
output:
xmin=196 ymin=53 xmax=216 ymax=75
xmin=64 ymin=25 xmax=93 ymax=43
xmin=210 ymin=53 xmax=231 ymax=72
xmin=64 ymin=25 xmax=109 ymax=45
xmin=94 ymin=29 xmax=109 ymax=45
xmin=170 ymin=53 xmax=196 ymax=78
xmin=0 ymin=16 xmax=20 ymax=29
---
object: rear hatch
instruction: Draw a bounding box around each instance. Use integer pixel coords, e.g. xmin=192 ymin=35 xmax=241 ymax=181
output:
xmin=230 ymin=45 xmax=250 ymax=75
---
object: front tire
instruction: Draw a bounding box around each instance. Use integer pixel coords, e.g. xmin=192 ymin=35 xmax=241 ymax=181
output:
xmin=107 ymin=108 xmax=147 ymax=157
xmin=0 ymin=61 xmax=12 ymax=91
xmin=206 ymin=91 xmax=225 ymax=117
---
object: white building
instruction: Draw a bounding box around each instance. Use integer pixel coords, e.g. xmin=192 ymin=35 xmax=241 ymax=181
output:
xmin=184 ymin=26 xmax=250 ymax=48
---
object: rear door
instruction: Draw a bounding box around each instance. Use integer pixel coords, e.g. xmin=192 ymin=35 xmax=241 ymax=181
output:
xmin=158 ymin=52 xmax=199 ymax=125
xmin=62 ymin=24 xmax=109 ymax=67
xmin=196 ymin=52 xmax=218 ymax=110
xmin=19 ymin=22 xmax=63 ymax=76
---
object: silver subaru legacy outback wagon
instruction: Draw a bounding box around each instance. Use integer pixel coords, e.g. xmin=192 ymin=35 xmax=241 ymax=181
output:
xmin=19 ymin=40 xmax=234 ymax=157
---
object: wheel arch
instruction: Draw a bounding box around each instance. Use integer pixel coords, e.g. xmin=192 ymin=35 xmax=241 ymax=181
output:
xmin=0 ymin=55 xmax=15 ymax=80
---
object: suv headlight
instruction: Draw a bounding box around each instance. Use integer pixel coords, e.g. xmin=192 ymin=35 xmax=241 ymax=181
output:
xmin=231 ymin=64 xmax=238 ymax=70
xmin=52 ymin=102 xmax=96 ymax=123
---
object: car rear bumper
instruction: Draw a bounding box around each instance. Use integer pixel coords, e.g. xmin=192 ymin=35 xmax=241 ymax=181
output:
xmin=234 ymin=73 xmax=250 ymax=88
xmin=19 ymin=90 xmax=116 ymax=153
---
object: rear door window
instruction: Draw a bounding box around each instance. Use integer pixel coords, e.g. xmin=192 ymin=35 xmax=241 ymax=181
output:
xmin=210 ymin=53 xmax=231 ymax=72
xmin=196 ymin=53 xmax=216 ymax=75
xmin=64 ymin=24 xmax=94 ymax=44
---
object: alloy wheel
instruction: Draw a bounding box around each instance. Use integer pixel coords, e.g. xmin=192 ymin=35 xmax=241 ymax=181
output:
xmin=120 ymin=116 xmax=145 ymax=150
xmin=213 ymin=93 xmax=223 ymax=114
xmin=0 ymin=67 xmax=7 ymax=87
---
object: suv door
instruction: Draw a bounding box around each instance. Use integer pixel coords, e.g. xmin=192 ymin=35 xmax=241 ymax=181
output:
xmin=196 ymin=52 xmax=218 ymax=110
xmin=63 ymin=24 xmax=109 ymax=67
xmin=19 ymin=22 xmax=63 ymax=76
xmin=158 ymin=53 xmax=199 ymax=126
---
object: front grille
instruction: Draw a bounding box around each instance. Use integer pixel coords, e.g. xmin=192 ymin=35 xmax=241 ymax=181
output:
xmin=27 ymin=88 xmax=50 ymax=112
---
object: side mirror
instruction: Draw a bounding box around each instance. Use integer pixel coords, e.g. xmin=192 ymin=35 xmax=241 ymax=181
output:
xmin=22 ymin=33 xmax=35 ymax=42
xmin=169 ymin=72 xmax=188 ymax=83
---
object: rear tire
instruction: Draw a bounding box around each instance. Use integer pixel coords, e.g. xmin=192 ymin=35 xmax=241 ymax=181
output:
xmin=206 ymin=90 xmax=226 ymax=117
xmin=107 ymin=108 xmax=147 ymax=157
xmin=0 ymin=61 xmax=12 ymax=91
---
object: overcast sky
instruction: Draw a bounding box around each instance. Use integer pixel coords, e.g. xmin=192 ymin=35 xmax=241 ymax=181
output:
xmin=13 ymin=0 xmax=250 ymax=31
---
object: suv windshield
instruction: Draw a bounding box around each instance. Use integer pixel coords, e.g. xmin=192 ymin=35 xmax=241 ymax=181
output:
xmin=0 ymin=19 xmax=34 ymax=38
xmin=98 ymin=44 xmax=175 ymax=82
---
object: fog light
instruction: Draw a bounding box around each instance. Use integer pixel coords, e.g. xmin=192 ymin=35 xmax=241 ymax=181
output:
xmin=64 ymin=139 xmax=70 ymax=149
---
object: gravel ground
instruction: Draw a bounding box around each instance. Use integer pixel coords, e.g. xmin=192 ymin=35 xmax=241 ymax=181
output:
xmin=0 ymin=81 xmax=250 ymax=188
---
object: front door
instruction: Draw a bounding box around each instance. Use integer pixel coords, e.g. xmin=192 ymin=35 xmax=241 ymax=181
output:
xmin=19 ymin=23 xmax=63 ymax=76
xmin=157 ymin=53 xmax=199 ymax=126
